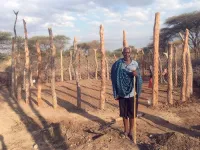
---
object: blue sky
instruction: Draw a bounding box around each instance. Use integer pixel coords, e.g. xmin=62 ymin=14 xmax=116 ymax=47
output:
xmin=0 ymin=0 xmax=199 ymax=50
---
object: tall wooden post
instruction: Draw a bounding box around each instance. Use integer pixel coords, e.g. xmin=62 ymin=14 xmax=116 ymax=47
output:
xmin=69 ymin=51 xmax=72 ymax=80
xmin=186 ymin=46 xmax=193 ymax=99
xmin=181 ymin=29 xmax=189 ymax=102
xmin=13 ymin=11 xmax=18 ymax=99
xmin=36 ymin=41 xmax=42 ymax=106
xmin=174 ymin=45 xmax=178 ymax=87
xmin=72 ymin=37 xmax=81 ymax=108
xmin=60 ymin=49 xmax=64 ymax=82
xmin=152 ymin=12 xmax=160 ymax=106
xmin=23 ymin=19 xmax=30 ymax=104
xmin=11 ymin=37 xmax=16 ymax=99
xmin=100 ymin=25 xmax=106 ymax=110
xmin=48 ymin=28 xmax=57 ymax=109
xmin=123 ymin=30 xmax=128 ymax=48
xmin=168 ymin=42 xmax=173 ymax=104
xmin=94 ymin=49 xmax=98 ymax=79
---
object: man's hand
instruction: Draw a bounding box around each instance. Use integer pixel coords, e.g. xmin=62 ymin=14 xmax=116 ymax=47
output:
xmin=115 ymin=96 xmax=120 ymax=100
xmin=133 ymin=70 xmax=137 ymax=76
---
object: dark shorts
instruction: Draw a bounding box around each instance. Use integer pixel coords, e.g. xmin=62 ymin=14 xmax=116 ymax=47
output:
xmin=118 ymin=97 xmax=138 ymax=119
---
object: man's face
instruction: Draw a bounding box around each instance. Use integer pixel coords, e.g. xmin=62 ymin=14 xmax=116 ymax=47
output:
xmin=122 ymin=48 xmax=131 ymax=60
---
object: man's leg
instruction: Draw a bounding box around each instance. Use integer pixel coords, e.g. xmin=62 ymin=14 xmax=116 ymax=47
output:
xmin=123 ymin=117 xmax=129 ymax=133
xmin=129 ymin=118 xmax=134 ymax=135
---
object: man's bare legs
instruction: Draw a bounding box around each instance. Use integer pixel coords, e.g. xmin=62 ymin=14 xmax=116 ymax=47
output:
xmin=123 ymin=118 xmax=129 ymax=134
xmin=122 ymin=117 xmax=134 ymax=140
xmin=128 ymin=118 xmax=134 ymax=140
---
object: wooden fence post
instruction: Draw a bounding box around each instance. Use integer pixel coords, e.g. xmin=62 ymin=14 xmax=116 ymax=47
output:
xmin=186 ymin=46 xmax=193 ymax=99
xmin=11 ymin=38 xmax=16 ymax=99
xmin=152 ymin=12 xmax=160 ymax=106
xmin=123 ymin=30 xmax=128 ymax=48
xmin=23 ymin=19 xmax=30 ymax=104
xmin=181 ymin=29 xmax=189 ymax=102
xmin=72 ymin=37 xmax=81 ymax=108
xmin=100 ymin=24 xmax=106 ymax=110
xmin=48 ymin=28 xmax=57 ymax=109
xmin=36 ymin=41 xmax=42 ymax=106
xmin=168 ymin=42 xmax=173 ymax=104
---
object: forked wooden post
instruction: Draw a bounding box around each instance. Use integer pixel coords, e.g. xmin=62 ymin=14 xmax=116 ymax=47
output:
xmin=48 ymin=28 xmax=57 ymax=109
xmin=179 ymin=32 xmax=193 ymax=98
xmin=100 ymin=24 xmax=106 ymax=110
xmin=168 ymin=42 xmax=173 ymax=104
xmin=152 ymin=12 xmax=160 ymax=106
xmin=23 ymin=19 xmax=30 ymax=104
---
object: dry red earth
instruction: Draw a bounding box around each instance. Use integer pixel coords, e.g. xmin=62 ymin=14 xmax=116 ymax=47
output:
xmin=0 ymin=80 xmax=200 ymax=150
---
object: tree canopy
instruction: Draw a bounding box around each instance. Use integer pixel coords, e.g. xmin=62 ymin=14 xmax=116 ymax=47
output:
xmin=159 ymin=11 xmax=200 ymax=55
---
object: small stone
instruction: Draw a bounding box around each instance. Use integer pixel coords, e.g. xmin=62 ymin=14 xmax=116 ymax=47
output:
xmin=33 ymin=143 xmax=38 ymax=149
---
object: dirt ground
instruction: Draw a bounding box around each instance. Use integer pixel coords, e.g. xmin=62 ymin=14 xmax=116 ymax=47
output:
xmin=0 ymin=80 xmax=200 ymax=150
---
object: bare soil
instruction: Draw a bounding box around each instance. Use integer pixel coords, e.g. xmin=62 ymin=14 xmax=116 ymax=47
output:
xmin=0 ymin=80 xmax=200 ymax=150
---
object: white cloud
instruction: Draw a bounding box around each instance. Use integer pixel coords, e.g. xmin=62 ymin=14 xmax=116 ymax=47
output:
xmin=53 ymin=13 xmax=76 ymax=21
xmin=20 ymin=16 xmax=42 ymax=24
xmin=124 ymin=9 xmax=149 ymax=21
xmin=3 ymin=0 xmax=20 ymax=9
xmin=0 ymin=0 xmax=199 ymax=49
xmin=79 ymin=17 xmax=89 ymax=21
xmin=42 ymin=22 xmax=74 ymax=28
xmin=88 ymin=21 xmax=102 ymax=26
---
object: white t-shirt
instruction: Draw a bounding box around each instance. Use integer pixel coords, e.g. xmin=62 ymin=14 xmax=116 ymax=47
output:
xmin=121 ymin=60 xmax=138 ymax=98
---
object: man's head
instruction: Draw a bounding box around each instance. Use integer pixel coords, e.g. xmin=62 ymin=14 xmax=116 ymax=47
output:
xmin=122 ymin=47 xmax=131 ymax=61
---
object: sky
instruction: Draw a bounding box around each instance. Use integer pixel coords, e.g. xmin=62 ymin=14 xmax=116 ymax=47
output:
xmin=0 ymin=0 xmax=199 ymax=50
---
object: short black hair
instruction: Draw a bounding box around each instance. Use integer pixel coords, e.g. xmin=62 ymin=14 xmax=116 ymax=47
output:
xmin=122 ymin=47 xmax=131 ymax=52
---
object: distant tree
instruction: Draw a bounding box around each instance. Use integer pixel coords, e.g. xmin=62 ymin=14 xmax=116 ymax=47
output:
xmin=159 ymin=11 xmax=200 ymax=57
xmin=0 ymin=31 xmax=12 ymax=41
xmin=69 ymin=40 xmax=100 ymax=56
xmin=0 ymin=31 xmax=12 ymax=54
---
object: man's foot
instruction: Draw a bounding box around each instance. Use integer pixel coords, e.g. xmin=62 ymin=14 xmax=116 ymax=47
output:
xmin=128 ymin=133 xmax=133 ymax=141
xmin=120 ymin=132 xmax=128 ymax=139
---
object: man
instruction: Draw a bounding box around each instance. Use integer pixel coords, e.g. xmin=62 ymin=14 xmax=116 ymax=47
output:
xmin=111 ymin=47 xmax=143 ymax=140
